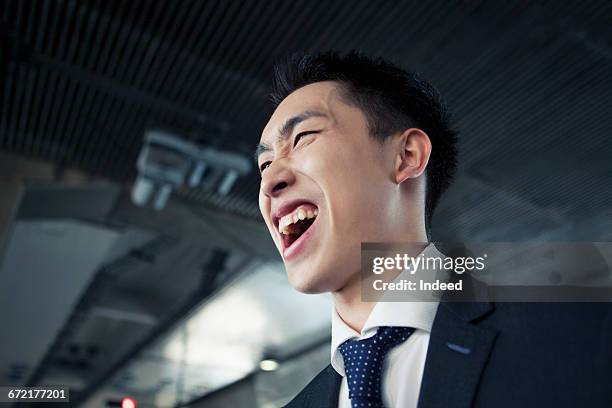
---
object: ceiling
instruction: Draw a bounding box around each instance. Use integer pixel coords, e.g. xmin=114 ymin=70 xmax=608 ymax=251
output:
xmin=1 ymin=0 xmax=612 ymax=406
xmin=1 ymin=0 xmax=610 ymax=239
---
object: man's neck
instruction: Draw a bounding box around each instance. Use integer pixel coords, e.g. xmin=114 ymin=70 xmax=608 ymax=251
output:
xmin=332 ymin=274 xmax=376 ymax=333
xmin=332 ymin=241 xmax=429 ymax=333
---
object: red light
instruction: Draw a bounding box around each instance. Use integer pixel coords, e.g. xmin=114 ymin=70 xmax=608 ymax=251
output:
xmin=121 ymin=397 xmax=137 ymax=408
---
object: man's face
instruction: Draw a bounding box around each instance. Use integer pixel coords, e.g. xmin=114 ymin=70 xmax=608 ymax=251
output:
xmin=258 ymin=81 xmax=402 ymax=293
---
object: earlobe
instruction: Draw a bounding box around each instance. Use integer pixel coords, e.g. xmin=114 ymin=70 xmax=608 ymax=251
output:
xmin=394 ymin=149 xmax=414 ymax=184
xmin=395 ymin=164 xmax=414 ymax=184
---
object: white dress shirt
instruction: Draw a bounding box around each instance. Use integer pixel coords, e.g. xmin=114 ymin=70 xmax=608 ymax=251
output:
xmin=331 ymin=243 xmax=444 ymax=408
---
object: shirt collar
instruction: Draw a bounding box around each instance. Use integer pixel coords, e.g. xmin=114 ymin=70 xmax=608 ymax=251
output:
xmin=330 ymin=243 xmax=444 ymax=376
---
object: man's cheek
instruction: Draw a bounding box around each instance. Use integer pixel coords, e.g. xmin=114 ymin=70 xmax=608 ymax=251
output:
xmin=258 ymin=190 xmax=265 ymax=212
xmin=299 ymin=151 xmax=330 ymax=174
xmin=303 ymin=147 xmax=353 ymax=177
xmin=258 ymin=195 xmax=275 ymax=238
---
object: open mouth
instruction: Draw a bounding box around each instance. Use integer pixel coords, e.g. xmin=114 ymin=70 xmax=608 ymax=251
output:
xmin=276 ymin=203 xmax=318 ymax=251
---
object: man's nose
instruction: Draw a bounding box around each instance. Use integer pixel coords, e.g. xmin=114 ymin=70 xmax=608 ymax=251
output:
xmin=260 ymin=161 xmax=295 ymax=198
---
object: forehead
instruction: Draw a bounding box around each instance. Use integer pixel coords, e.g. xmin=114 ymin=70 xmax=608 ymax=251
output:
xmin=260 ymin=81 xmax=344 ymax=143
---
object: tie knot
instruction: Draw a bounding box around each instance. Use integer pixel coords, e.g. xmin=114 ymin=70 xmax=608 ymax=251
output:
xmin=338 ymin=326 xmax=414 ymax=406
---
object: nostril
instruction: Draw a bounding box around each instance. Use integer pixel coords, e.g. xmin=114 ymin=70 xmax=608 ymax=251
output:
xmin=272 ymin=181 xmax=288 ymax=193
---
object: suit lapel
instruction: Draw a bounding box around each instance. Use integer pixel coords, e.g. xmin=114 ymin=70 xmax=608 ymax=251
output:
xmin=304 ymin=365 xmax=342 ymax=408
xmin=417 ymin=277 xmax=498 ymax=408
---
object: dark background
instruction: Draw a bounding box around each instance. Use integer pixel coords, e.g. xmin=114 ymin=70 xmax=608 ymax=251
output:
xmin=1 ymin=1 xmax=611 ymax=407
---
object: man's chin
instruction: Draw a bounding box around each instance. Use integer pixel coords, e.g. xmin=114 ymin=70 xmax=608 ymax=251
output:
xmin=286 ymin=268 xmax=336 ymax=294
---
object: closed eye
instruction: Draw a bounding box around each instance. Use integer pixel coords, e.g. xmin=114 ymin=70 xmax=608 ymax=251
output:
xmin=293 ymin=130 xmax=320 ymax=147
xmin=259 ymin=161 xmax=271 ymax=173
xmin=259 ymin=130 xmax=319 ymax=174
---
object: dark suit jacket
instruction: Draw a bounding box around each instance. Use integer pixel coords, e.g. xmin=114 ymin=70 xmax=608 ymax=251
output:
xmin=284 ymin=282 xmax=612 ymax=407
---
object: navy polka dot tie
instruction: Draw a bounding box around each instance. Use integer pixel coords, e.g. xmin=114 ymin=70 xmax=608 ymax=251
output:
xmin=339 ymin=326 xmax=415 ymax=408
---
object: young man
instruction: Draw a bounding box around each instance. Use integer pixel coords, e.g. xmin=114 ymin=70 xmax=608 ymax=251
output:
xmin=255 ymin=51 xmax=611 ymax=408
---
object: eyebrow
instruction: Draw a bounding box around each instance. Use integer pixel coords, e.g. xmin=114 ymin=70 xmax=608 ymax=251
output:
xmin=254 ymin=110 xmax=328 ymax=163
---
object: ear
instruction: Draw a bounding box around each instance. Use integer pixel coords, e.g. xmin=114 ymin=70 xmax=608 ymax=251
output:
xmin=394 ymin=128 xmax=432 ymax=184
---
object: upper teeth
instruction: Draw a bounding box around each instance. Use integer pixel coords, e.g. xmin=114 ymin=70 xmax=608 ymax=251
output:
xmin=279 ymin=206 xmax=318 ymax=235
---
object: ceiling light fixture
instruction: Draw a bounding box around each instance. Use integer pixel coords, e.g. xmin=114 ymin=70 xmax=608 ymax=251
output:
xmin=131 ymin=129 xmax=251 ymax=210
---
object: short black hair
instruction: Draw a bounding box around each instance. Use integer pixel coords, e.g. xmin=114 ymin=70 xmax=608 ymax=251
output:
xmin=269 ymin=50 xmax=458 ymax=237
